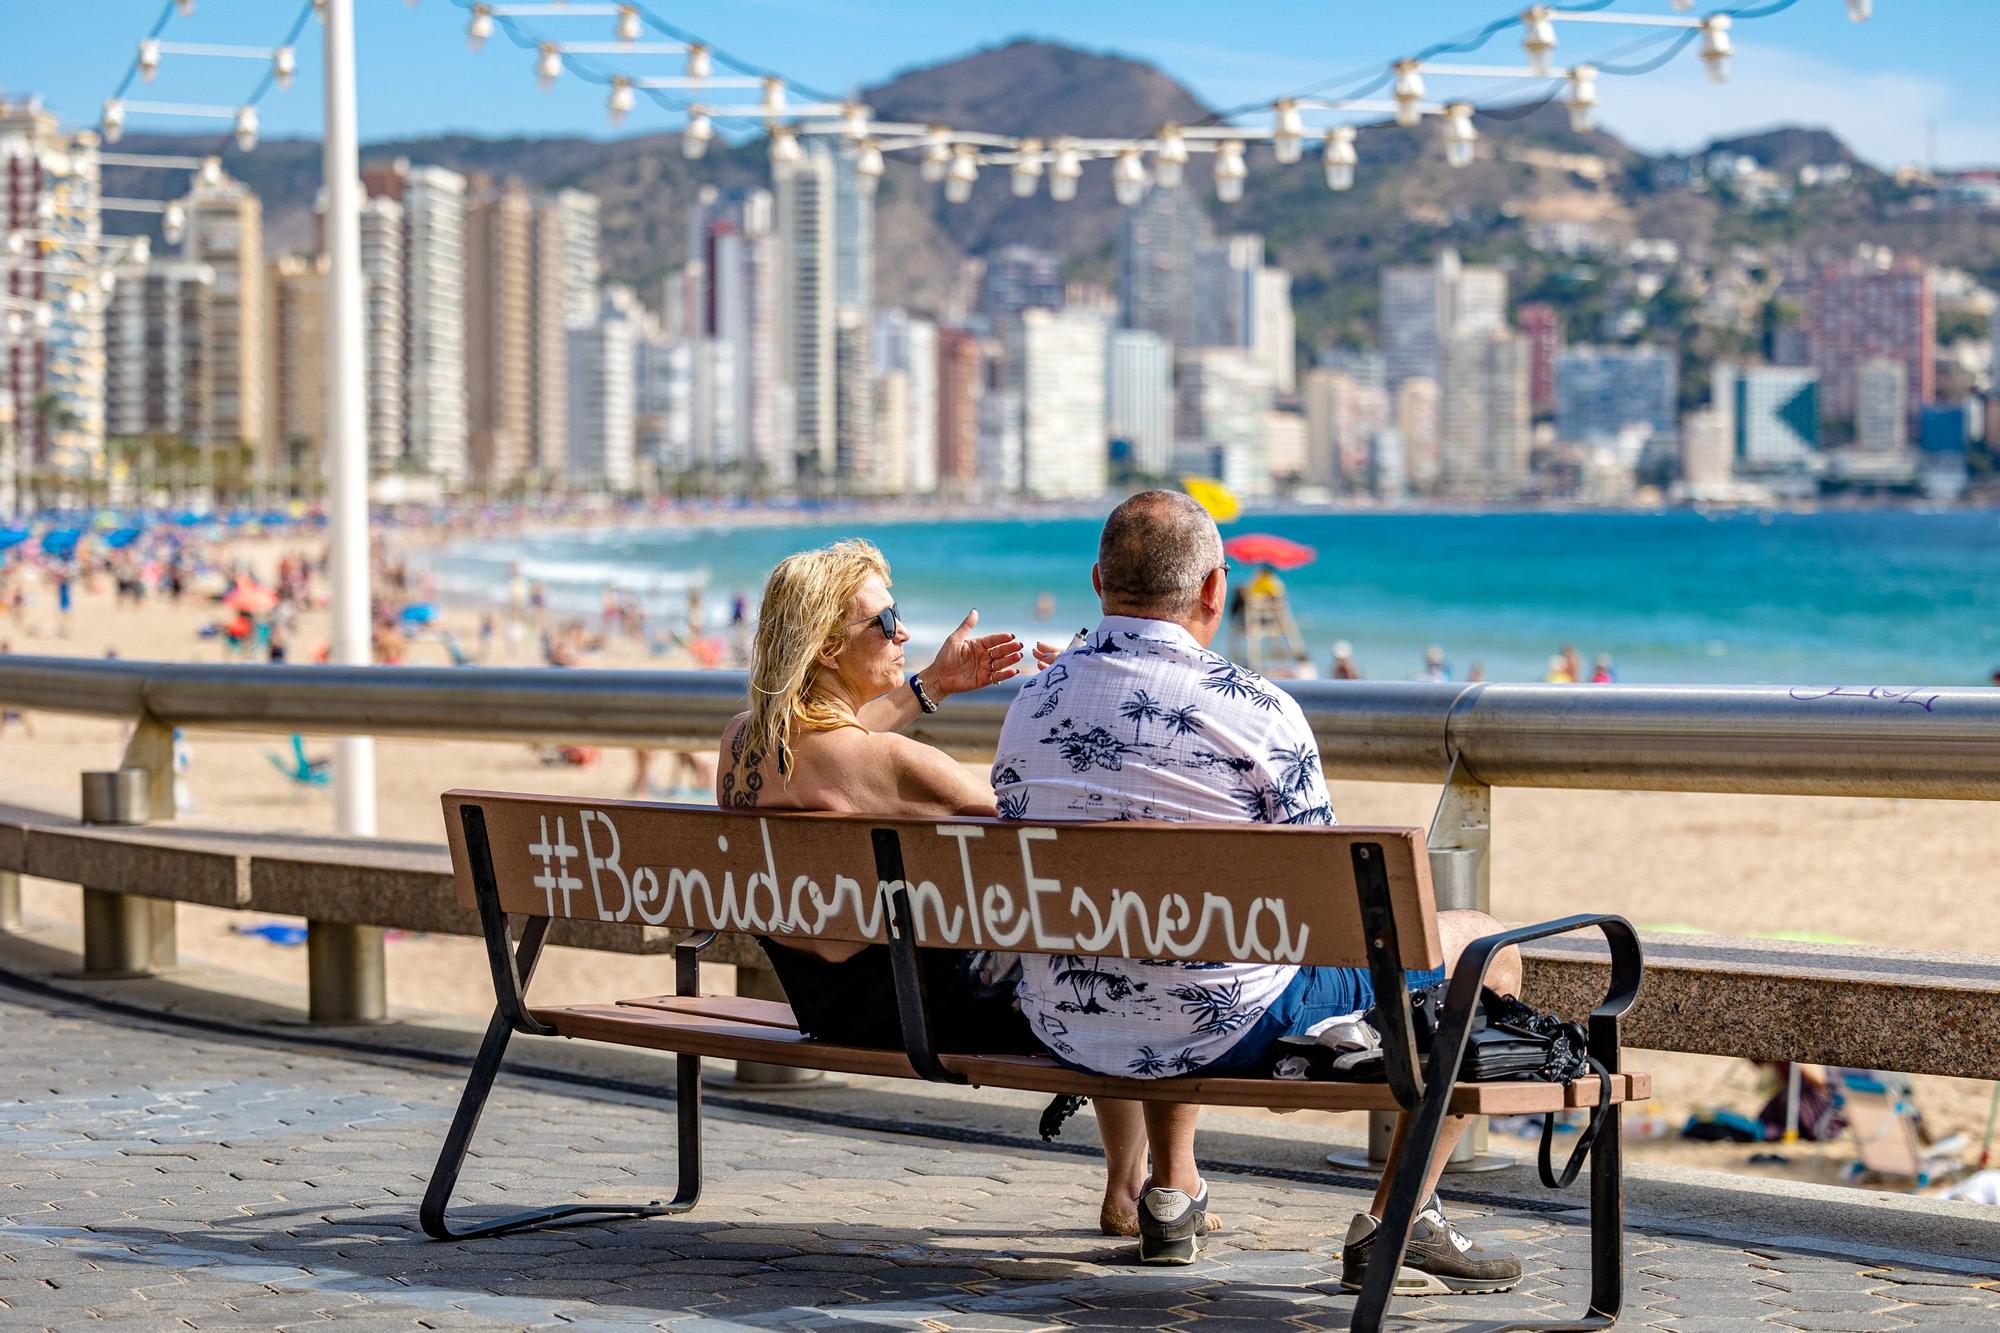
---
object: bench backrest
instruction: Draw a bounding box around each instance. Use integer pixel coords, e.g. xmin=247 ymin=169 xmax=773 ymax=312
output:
xmin=441 ymin=789 xmax=1443 ymax=971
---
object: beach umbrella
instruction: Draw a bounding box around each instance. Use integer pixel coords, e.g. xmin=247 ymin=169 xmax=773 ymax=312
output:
xmin=222 ymin=578 xmax=279 ymax=614
xmin=1223 ymin=533 xmax=1317 ymax=571
xmin=398 ymin=603 xmax=438 ymax=626
xmin=0 ymin=528 xmax=28 ymax=553
xmin=40 ymin=528 xmax=81 ymax=558
xmin=102 ymin=527 xmax=143 ymax=550
xmin=1180 ymin=476 xmax=1241 ymax=524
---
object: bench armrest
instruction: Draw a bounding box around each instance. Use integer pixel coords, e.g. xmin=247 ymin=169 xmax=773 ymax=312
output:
xmin=1429 ymin=914 xmax=1644 ymax=1096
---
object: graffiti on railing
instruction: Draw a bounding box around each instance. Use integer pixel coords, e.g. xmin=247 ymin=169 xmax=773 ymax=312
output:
xmin=1787 ymin=686 xmax=1942 ymax=713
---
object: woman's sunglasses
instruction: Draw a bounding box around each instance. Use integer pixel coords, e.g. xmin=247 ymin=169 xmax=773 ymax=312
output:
xmin=848 ymin=603 xmax=904 ymax=639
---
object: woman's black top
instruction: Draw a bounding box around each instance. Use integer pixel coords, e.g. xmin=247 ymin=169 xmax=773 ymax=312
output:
xmin=756 ymin=938 xmax=1037 ymax=1055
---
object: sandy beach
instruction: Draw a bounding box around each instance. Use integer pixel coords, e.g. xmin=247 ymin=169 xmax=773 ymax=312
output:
xmin=2 ymin=528 xmax=1996 ymax=1191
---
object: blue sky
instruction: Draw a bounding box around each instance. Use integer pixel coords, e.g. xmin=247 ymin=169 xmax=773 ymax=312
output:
xmin=3 ymin=0 xmax=1994 ymax=167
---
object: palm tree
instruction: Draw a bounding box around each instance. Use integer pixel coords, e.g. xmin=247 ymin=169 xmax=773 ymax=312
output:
xmin=1269 ymin=743 xmax=1320 ymax=796
xmin=1164 ymin=704 xmax=1204 ymax=739
xmin=1118 ymin=688 xmax=1164 ymax=744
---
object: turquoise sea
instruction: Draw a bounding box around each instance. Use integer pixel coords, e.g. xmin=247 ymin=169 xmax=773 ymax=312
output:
xmin=424 ymin=509 xmax=2000 ymax=687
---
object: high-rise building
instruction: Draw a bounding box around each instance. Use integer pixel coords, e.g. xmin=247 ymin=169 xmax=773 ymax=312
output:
xmin=1262 ymin=409 xmax=1308 ymax=484
xmin=1438 ymin=329 xmax=1530 ymax=498
xmin=868 ymin=370 xmax=908 ymax=497
xmin=1194 ymin=235 xmax=1295 ymax=393
xmin=936 ymin=327 xmax=982 ymax=493
xmin=464 ymin=177 xmax=532 ymax=488
xmin=1 ymin=97 xmax=104 ymax=486
xmin=1714 ymin=363 xmax=1819 ymax=468
xmin=832 ymin=146 xmax=873 ymax=317
xmin=1019 ymin=307 xmax=1108 ymax=498
xmin=181 ymin=169 xmax=264 ymax=459
xmin=1301 ymin=367 xmax=1387 ymax=491
xmin=565 ymin=288 xmax=638 ymax=491
xmin=550 ymin=189 xmax=600 ymax=328
xmin=978 ymin=385 xmax=1023 ymax=495
xmin=1395 ymin=376 xmax=1440 ymax=492
xmin=873 ymin=309 xmax=937 ymax=494
xmin=1382 ymin=249 xmax=1506 ymax=392
xmin=106 ymin=258 xmax=211 ymax=444
xmin=1855 ymin=356 xmax=1908 ymax=454
xmin=1517 ymin=301 xmax=1562 ymax=417
xmin=692 ymin=187 xmax=788 ymax=487
xmin=1119 ymin=185 xmax=1211 ymax=350
xmin=1177 ymin=347 xmax=1274 ymax=497
xmin=635 ymin=331 xmax=694 ymax=478
xmin=979 ymin=245 xmax=1063 ymax=328
xmin=527 ymin=196 xmax=574 ymax=477
xmin=1251 ymin=265 xmax=1296 ymax=396
xmin=1679 ymin=408 xmax=1733 ymax=493
xmin=776 ymin=148 xmax=836 ymax=482
xmin=356 ymin=195 xmax=405 ymax=471
xmin=1807 ymin=250 xmax=1932 ymax=432
xmin=1106 ymin=328 xmax=1173 ymax=477
xmin=833 ymin=310 xmax=876 ymax=491
xmin=1555 ymin=345 xmax=1677 ymax=445
xmin=362 ymin=159 xmax=470 ymax=484
xmin=262 ymin=254 xmax=324 ymax=478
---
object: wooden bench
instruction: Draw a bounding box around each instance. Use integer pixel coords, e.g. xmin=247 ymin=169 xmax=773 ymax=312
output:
xmin=424 ymin=789 xmax=1647 ymax=1332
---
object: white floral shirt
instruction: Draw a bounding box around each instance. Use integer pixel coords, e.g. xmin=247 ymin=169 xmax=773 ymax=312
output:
xmin=992 ymin=615 xmax=1336 ymax=1078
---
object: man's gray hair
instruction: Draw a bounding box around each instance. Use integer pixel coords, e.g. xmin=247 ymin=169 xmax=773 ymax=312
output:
xmin=1096 ymin=490 xmax=1225 ymax=616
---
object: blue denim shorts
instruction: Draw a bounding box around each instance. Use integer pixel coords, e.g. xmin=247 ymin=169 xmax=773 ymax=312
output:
xmin=1197 ymin=964 xmax=1447 ymax=1077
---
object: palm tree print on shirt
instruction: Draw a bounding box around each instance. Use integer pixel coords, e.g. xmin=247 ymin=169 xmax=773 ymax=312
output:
xmin=1167 ymin=978 xmax=1267 ymax=1037
xmin=1201 ymin=660 xmax=1284 ymax=710
xmin=1163 ymin=704 xmax=1204 ymax=739
xmin=997 ymin=791 xmax=1029 ymax=820
xmin=1269 ymin=742 xmax=1322 ymax=797
xmin=1119 ymin=689 xmax=1165 ymax=744
xmin=1053 ymin=957 xmax=1143 ymax=1013
xmin=1041 ymin=720 xmax=1131 ymax=773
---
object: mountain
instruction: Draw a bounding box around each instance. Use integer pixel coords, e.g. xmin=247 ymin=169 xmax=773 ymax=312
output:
xmin=102 ymin=41 xmax=1999 ymax=350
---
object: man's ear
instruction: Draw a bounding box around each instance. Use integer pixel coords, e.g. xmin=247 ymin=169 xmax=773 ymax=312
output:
xmin=1090 ymin=563 xmax=1103 ymax=599
xmin=1199 ymin=564 xmax=1228 ymax=616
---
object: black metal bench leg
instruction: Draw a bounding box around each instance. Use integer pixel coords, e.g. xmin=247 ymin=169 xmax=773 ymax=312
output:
xmin=419 ymin=1007 xmax=703 ymax=1241
xmin=1351 ymin=1099 xmax=1452 ymax=1332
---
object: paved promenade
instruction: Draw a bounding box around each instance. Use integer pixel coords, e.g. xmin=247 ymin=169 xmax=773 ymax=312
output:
xmin=1 ymin=939 xmax=1997 ymax=1331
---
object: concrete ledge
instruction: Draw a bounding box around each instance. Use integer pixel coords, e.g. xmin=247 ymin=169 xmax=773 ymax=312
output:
xmin=1524 ymin=932 xmax=2000 ymax=1080
xmin=23 ymin=821 xmax=251 ymax=908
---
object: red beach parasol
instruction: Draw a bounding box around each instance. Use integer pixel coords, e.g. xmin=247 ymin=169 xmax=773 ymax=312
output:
xmin=1222 ymin=533 xmax=1317 ymax=571
xmin=222 ymin=578 xmax=279 ymax=614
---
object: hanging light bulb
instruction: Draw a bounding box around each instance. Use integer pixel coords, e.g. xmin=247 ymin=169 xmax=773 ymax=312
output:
xmin=1322 ymin=125 xmax=1357 ymax=191
xmin=34 ymin=303 xmax=54 ymax=329
xmin=536 ymin=43 xmax=562 ymax=92
xmin=1522 ymin=7 xmax=1557 ymax=78
xmin=95 ymin=267 xmax=118 ymax=294
xmin=841 ymin=102 xmax=870 ymax=140
xmin=66 ymin=287 xmax=91 ymax=314
xmin=1847 ymin=0 xmax=1870 ymax=19
xmin=608 ymin=77 xmax=635 ymax=125
xmin=233 ymin=105 xmax=258 ymax=153
xmin=197 ymin=155 xmax=223 ymax=186
xmin=760 ymin=77 xmax=786 ymax=119
xmin=163 ymin=201 xmax=186 ymax=245
xmin=176 ymin=0 xmax=194 ymax=14
xmin=102 ymin=99 xmax=124 ymax=144
xmin=1155 ymin=123 xmax=1187 ymax=189
xmin=1392 ymin=60 xmax=1426 ymax=128
xmin=768 ymin=125 xmax=802 ymax=181
xmin=1670 ymin=0 xmax=1695 ymax=8
xmin=2 ymin=311 xmax=23 ymax=340
xmin=2 ymin=233 xmax=23 ymax=257
xmin=1112 ymin=149 xmax=1150 ymax=206
xmin=1442 ymin=103 xmax=1477 ymax=168
xmin=1214 ymin=139 xmax=1246 ymax=203
xmin=467 ymin=5 xmax=493 ymax=51
xmin=615 ymin=4 xmax=641 ymax=42
xmin=1565 ymin=64 xmax=1599 ymax=133
xmin=130 ymin=235 xmax=151 ymax=265
xmin=1049 ymin=138 xmax=1082 ymax=203
xmin=1272 ymin=100 xmax=1304 ymax=165
xmin=1011 ymin=138 xmax=1044 ymax=197
xmin=273 ymin=46 xmax=296 ymax=91
xmin=920 ymin=130 xmax=952 ymax=183
xmin=685 ymin=44 xmax=711 ymax=81
xmin=854 ymin=139 xmax=884 ymax=195
xmin=1700 ymin=15 xmax=1732 ymax=83
xmin=138 ymin=38 xmax=161 ymax=83
xmin=944 ymin=145 xmax=978 ymax=204
xmin=682 ymin=106 xmax=713 ymax=158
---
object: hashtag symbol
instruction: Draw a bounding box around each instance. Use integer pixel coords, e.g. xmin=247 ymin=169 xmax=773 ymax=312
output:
xmin=547 ymin=816 xmax=582 ymax=915
xmin=529 ymin=815 xmax=560 ymax=914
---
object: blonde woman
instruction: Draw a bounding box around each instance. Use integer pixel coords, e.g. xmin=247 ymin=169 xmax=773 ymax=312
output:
xmin=717 ymin=539 xmax=1152 ymax=1237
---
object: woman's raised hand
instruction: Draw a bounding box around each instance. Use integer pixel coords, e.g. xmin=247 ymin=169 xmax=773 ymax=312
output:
xmin=921 ymin=610 xmax=1026 ymax=698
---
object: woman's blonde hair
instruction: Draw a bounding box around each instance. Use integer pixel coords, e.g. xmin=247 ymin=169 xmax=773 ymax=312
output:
xmin=732 ymin=538 xmax=889 ymax=791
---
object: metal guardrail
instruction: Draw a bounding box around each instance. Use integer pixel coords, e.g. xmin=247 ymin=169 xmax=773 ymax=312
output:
xmin=3 ymin=656 xmax=1998 ymax=799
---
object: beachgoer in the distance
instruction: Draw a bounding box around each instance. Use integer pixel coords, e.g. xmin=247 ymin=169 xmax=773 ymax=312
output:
xmin=1543 ymin=654 xmax=1574 ymax=684
xmin=1332 ymin=640 xmax=1361 ymax=679
xmin=999 ymin=492 xmax=1525 ymax=1290
xmin=1418 ymin=644 xmax=1450 ymax=683
xmin=1465 ymin=661 xmax=1486 ymax=683
xmin=1591 ymin=653 xmax=1616 ymax=684
xmin=1560 ymin=642 xmax=1582 ymax=682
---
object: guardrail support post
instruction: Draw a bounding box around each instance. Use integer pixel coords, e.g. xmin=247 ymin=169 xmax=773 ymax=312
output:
xmin=308 ymin=922 xmax=387 ymax=1024
xmin=75 ymin=758 xmax=176 ymax=977
xmin=1332 ymin=754 xmax=1509 ymax=1174
xmin=0 ymin=871 xmax=20 ymax=934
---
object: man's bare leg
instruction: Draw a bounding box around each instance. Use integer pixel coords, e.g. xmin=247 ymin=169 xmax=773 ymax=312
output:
xmin=1094 ymin=1098 xmax=1149 ymax=1232
xmin=1142 ymin=1100 xmax=1203 ymax=1195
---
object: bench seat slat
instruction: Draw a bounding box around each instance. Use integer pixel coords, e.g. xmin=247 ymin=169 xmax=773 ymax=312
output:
xmin=535 ymin=1001 xmax=1649 ymax=1112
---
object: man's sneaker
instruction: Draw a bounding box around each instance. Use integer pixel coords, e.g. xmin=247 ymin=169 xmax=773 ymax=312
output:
xmin=1339 ymin=1195 xmax=1522 ymax=1296
xmin=1136 ymin=1181 xmax=1209 ymax=1265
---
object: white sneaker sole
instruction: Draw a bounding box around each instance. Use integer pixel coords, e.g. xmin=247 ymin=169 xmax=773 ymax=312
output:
xmin=1341 ymin=1265 xmax=1520 ymax=1296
